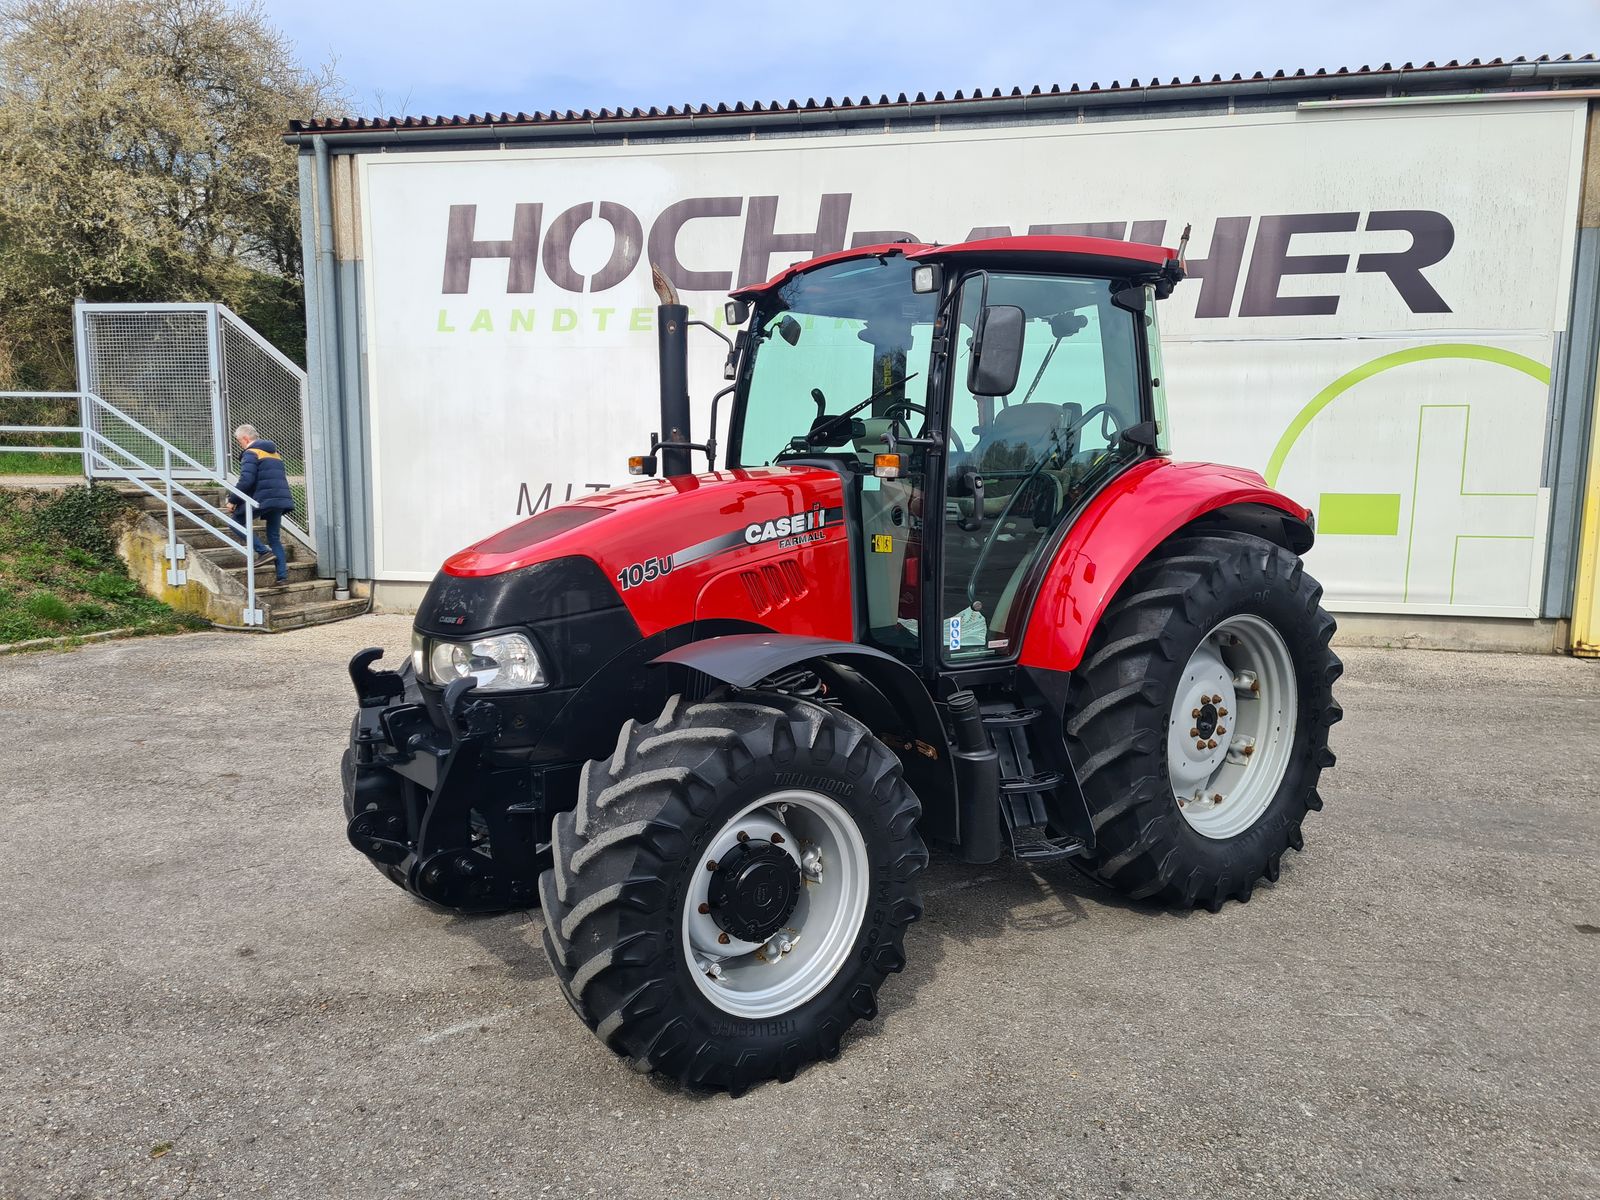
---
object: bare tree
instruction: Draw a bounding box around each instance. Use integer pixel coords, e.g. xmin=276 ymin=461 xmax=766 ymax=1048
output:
xmin=0 ymin=0 xmax=344 ymax=387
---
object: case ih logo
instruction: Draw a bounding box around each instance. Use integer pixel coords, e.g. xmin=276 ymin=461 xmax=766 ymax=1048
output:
xmin=745 ymin=505 xmax=830 ymax=546
xmin=441 ymin=196 xmax=1456 ymax=316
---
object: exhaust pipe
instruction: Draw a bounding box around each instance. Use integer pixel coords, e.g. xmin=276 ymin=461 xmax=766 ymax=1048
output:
xmin=652 ymin=265 xmax=692 ymax=478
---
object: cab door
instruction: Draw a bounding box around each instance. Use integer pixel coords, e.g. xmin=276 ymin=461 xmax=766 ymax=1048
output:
xmin=939 ymin=272 xmax=1151 ymax=664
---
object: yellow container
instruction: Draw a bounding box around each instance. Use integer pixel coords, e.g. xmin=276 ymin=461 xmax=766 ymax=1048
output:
xmin=1574 ymin=403 xmax=1600 ymax=657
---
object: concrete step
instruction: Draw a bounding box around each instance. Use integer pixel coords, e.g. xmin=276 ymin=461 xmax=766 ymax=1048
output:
xmin=217 ymin=558 xmax=318 ymax=585
xmin=268 ymin=596 xmax=368 ymax=631
xmin=128 ymin=488 xmax=231 ymax=508
xmin=261 ymin=579 xmax=337 ymax=606
xmin=182 ymin=529 xmax=303 ymax=560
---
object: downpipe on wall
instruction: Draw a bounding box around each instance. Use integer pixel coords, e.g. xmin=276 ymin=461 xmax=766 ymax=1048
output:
xmin=314 ymin=135 xmax=352 ymax=599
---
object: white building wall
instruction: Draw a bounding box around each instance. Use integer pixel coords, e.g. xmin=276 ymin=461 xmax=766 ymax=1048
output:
xmin=351 ymin=100 xmax=1589 ymax=622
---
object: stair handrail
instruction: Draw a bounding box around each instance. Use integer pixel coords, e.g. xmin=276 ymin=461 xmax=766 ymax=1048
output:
xmin=2 ymin=394 xmax=268 ymax=625
xmin=79 ymin=400 xmax=315 ymax=560
xmin=2 ymin=390 xmax=330 ymax=626
xmin=79 ymin=431 xmax=266 ymax=626
xmin=0 ymin=390 xmax=89 ymax=478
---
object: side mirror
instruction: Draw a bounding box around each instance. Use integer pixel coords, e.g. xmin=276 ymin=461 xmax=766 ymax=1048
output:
xmin=725 ymin=299 xmax=750 ymax=326
xmin=968 ymin=304 xmax=1025 ymax=397
xmin=776 ymin=315 xmax=802 ymax=346
xmin=911 ymin=263 xmax=942 ymax=294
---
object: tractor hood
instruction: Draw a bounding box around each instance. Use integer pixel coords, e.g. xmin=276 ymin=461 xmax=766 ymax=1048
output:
xmin=417 ymin=465 xmax=853 ymax=642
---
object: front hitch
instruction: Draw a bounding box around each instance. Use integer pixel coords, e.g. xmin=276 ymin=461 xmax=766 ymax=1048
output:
xmin=349 ymin=646 xmax=404 ymax=707
xmin=341 ymin=648 xmax=549 ymax=912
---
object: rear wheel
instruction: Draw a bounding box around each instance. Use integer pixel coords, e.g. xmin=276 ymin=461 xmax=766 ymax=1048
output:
xmin=538 ymin=691 xmax=926 ymax=1093
xmin=1064 ymin=534 xmax=1342 ymax=909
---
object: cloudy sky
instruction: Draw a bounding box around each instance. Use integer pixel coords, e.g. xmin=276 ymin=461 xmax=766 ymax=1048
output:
xmin=265 ymin=0 xmax=1598 ymax=119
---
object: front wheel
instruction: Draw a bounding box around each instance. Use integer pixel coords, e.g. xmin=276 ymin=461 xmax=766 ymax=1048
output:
xmin=1064 ymin=533 xmax=1343 ymax=909
xmin=538 ymin=691 xmax=926 ymax=1093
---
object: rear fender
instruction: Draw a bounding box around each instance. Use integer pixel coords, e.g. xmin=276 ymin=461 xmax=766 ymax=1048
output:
xmin=1017 ymin=459 xmax=1314 ymax=673
xmin=653 ymin=634 xmax=959 ymax=842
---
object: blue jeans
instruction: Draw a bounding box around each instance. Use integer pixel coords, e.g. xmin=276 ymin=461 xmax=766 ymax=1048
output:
xmin=241 ymin=509 xmax=288 ymax=581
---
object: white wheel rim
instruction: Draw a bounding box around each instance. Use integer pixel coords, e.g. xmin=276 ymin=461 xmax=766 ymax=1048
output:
xmin=681 ymin=789 xmax=871 ymax=1019
xmin=1166 ymin=613 xmax=1297 ymax=840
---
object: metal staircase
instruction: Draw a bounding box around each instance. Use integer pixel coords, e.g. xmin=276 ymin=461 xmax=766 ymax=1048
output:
xmin=3 ymin=388 xmax=363 ymax=632
xmin=1 ymin=303 xmax=362 ymax=632
xmin=117 ymin=485 xmax=366 ymax=630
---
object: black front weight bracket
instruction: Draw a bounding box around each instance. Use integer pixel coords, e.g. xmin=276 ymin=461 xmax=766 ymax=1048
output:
xmin=344 ymin=649 xmax=544 ymax=913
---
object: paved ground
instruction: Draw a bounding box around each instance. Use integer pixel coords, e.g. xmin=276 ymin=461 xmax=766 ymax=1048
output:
xmin=2 ymin=616 xmax=1596 ymax=1199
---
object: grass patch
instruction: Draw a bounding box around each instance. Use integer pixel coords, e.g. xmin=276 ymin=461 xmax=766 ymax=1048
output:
xmin=0 ymin=395 xmax=83 ymax=476
xmin=0 ymin=450 xmax=81 ymax=476
xmin=0 ymin=487 xmax=208 ymax=646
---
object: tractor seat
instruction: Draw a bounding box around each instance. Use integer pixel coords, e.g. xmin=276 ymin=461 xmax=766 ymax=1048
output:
xmin=968 ymin=402 xmax=1081 ymax=464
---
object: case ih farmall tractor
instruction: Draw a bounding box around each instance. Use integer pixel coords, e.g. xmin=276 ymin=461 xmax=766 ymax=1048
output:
xmin=342 ymin=234 xmax=1342 ymax=1092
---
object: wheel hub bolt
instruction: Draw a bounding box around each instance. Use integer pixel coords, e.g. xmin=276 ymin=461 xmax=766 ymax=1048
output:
xmin=757 ymin=932 xmax=796 ymax=963
xmin=1207 ymin=739 xmax=1217 ymax=749
xmin=1213 ymin=793 xmax=1224 ymax=804
xmin=801 ymin=847 xmax=824 ymax=880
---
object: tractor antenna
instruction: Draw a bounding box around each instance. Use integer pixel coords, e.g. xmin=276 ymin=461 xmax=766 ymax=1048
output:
xmin=651 ymin=262 xmax=680 ymax=307
xmin=1176 ymin=223 xmax=1192 ymax=270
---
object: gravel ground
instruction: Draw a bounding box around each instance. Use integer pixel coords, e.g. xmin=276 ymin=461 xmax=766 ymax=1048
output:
xmin=2 ymin=615 xmax=1597 ymax=1199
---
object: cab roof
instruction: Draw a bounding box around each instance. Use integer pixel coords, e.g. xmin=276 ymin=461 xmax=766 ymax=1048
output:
xmin=731 ymin=234 xmax=1180 ymax=300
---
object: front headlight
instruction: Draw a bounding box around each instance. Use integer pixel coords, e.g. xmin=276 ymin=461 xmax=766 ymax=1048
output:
xmin=425 ymin=632 xmax=547 ymax=691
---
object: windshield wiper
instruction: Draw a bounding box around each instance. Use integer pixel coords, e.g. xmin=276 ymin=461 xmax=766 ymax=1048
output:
xmin=806 ymin=373 xmax=921 ymax=445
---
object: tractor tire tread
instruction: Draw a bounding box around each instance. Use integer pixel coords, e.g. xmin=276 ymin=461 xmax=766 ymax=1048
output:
xmin=1065 ymin=533 xmax=1341 ymax=909
xmin=538 ymin=689 xmax=926 ymax=1093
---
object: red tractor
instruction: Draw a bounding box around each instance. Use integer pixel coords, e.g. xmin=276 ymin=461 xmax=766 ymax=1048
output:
xmin=343 ymin=234 xmax=1342 ymax=1092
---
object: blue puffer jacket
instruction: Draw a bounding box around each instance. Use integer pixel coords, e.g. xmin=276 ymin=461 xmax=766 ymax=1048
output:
xmin=236 ymin=440 xmax=296 ymax=514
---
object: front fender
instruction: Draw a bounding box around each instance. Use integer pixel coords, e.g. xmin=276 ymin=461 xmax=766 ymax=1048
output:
xmin=653 ymin=634 xmax=960 ymax=842
xmin=1017 ymin=459 xmax=1314 ymax=673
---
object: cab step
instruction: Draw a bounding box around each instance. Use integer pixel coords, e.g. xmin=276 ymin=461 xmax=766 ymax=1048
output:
xmin=983 ymin=705 xmax=1091 ymax=866
xmin=1010 ymin=825 xmax=1087 ymax=865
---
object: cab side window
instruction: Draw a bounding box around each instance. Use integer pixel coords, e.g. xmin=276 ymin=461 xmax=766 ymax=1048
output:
xmin=941 ymin=273 xmax=1145 ymax=661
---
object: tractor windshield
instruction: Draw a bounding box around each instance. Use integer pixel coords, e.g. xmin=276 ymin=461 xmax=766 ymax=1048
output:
xmin=732 ymin=255 xmax=938 ymax=467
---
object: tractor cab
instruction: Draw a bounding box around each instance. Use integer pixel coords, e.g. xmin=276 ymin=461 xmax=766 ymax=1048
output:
xmin=723 ymin=237 xmax=1181 ymax=676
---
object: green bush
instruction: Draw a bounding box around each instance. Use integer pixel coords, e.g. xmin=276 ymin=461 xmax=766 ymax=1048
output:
xmin=24 ymin=592 xmax=71 ymax=623
xmin=26 ymin=487 xmax=128 ymax=558
xmin=0 ymin=484 xmax=202 ymax=644
xmin=85 ymin=571 xmax=139 ymax=601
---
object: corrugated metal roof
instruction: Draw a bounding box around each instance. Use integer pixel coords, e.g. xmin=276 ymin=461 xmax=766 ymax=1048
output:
xmin=288 ymin=54 xmax=1598 ymax=134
